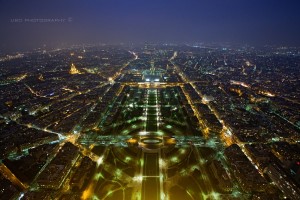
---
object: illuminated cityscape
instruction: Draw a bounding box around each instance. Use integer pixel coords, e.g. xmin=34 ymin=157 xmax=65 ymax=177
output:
xmin=1 ymin=0 xmax=300 ymax=200
xmin=0 ymin=44 xmax=299 ymax=200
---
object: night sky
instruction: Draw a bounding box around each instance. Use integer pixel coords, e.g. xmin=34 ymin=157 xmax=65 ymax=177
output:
xmin=1 ymin=0 xmax=300 ymax=52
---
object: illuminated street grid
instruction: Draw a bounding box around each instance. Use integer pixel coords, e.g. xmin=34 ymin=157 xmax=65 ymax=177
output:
xmin=0 ymin=45 xmax=300 ymax=200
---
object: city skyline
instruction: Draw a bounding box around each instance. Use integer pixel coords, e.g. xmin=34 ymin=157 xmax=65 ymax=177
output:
xmin=1 ymin=1 xmax=300 ymax=200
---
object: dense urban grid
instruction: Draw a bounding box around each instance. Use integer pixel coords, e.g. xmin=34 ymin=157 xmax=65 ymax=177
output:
xmin=0 ymin=44 xmax=300 ymax=200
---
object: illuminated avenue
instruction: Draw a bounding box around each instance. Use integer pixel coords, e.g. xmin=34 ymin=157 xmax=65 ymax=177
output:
xmin=0 ymin=44 xmax=300 ymax=200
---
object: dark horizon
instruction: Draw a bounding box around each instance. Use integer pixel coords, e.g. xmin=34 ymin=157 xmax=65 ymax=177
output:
xmin=1 ymin=0 xmax=300 ymax=53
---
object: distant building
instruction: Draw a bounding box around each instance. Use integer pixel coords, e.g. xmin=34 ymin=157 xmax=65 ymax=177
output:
xmin=69 ymin=63 xmax=81 ymax=74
